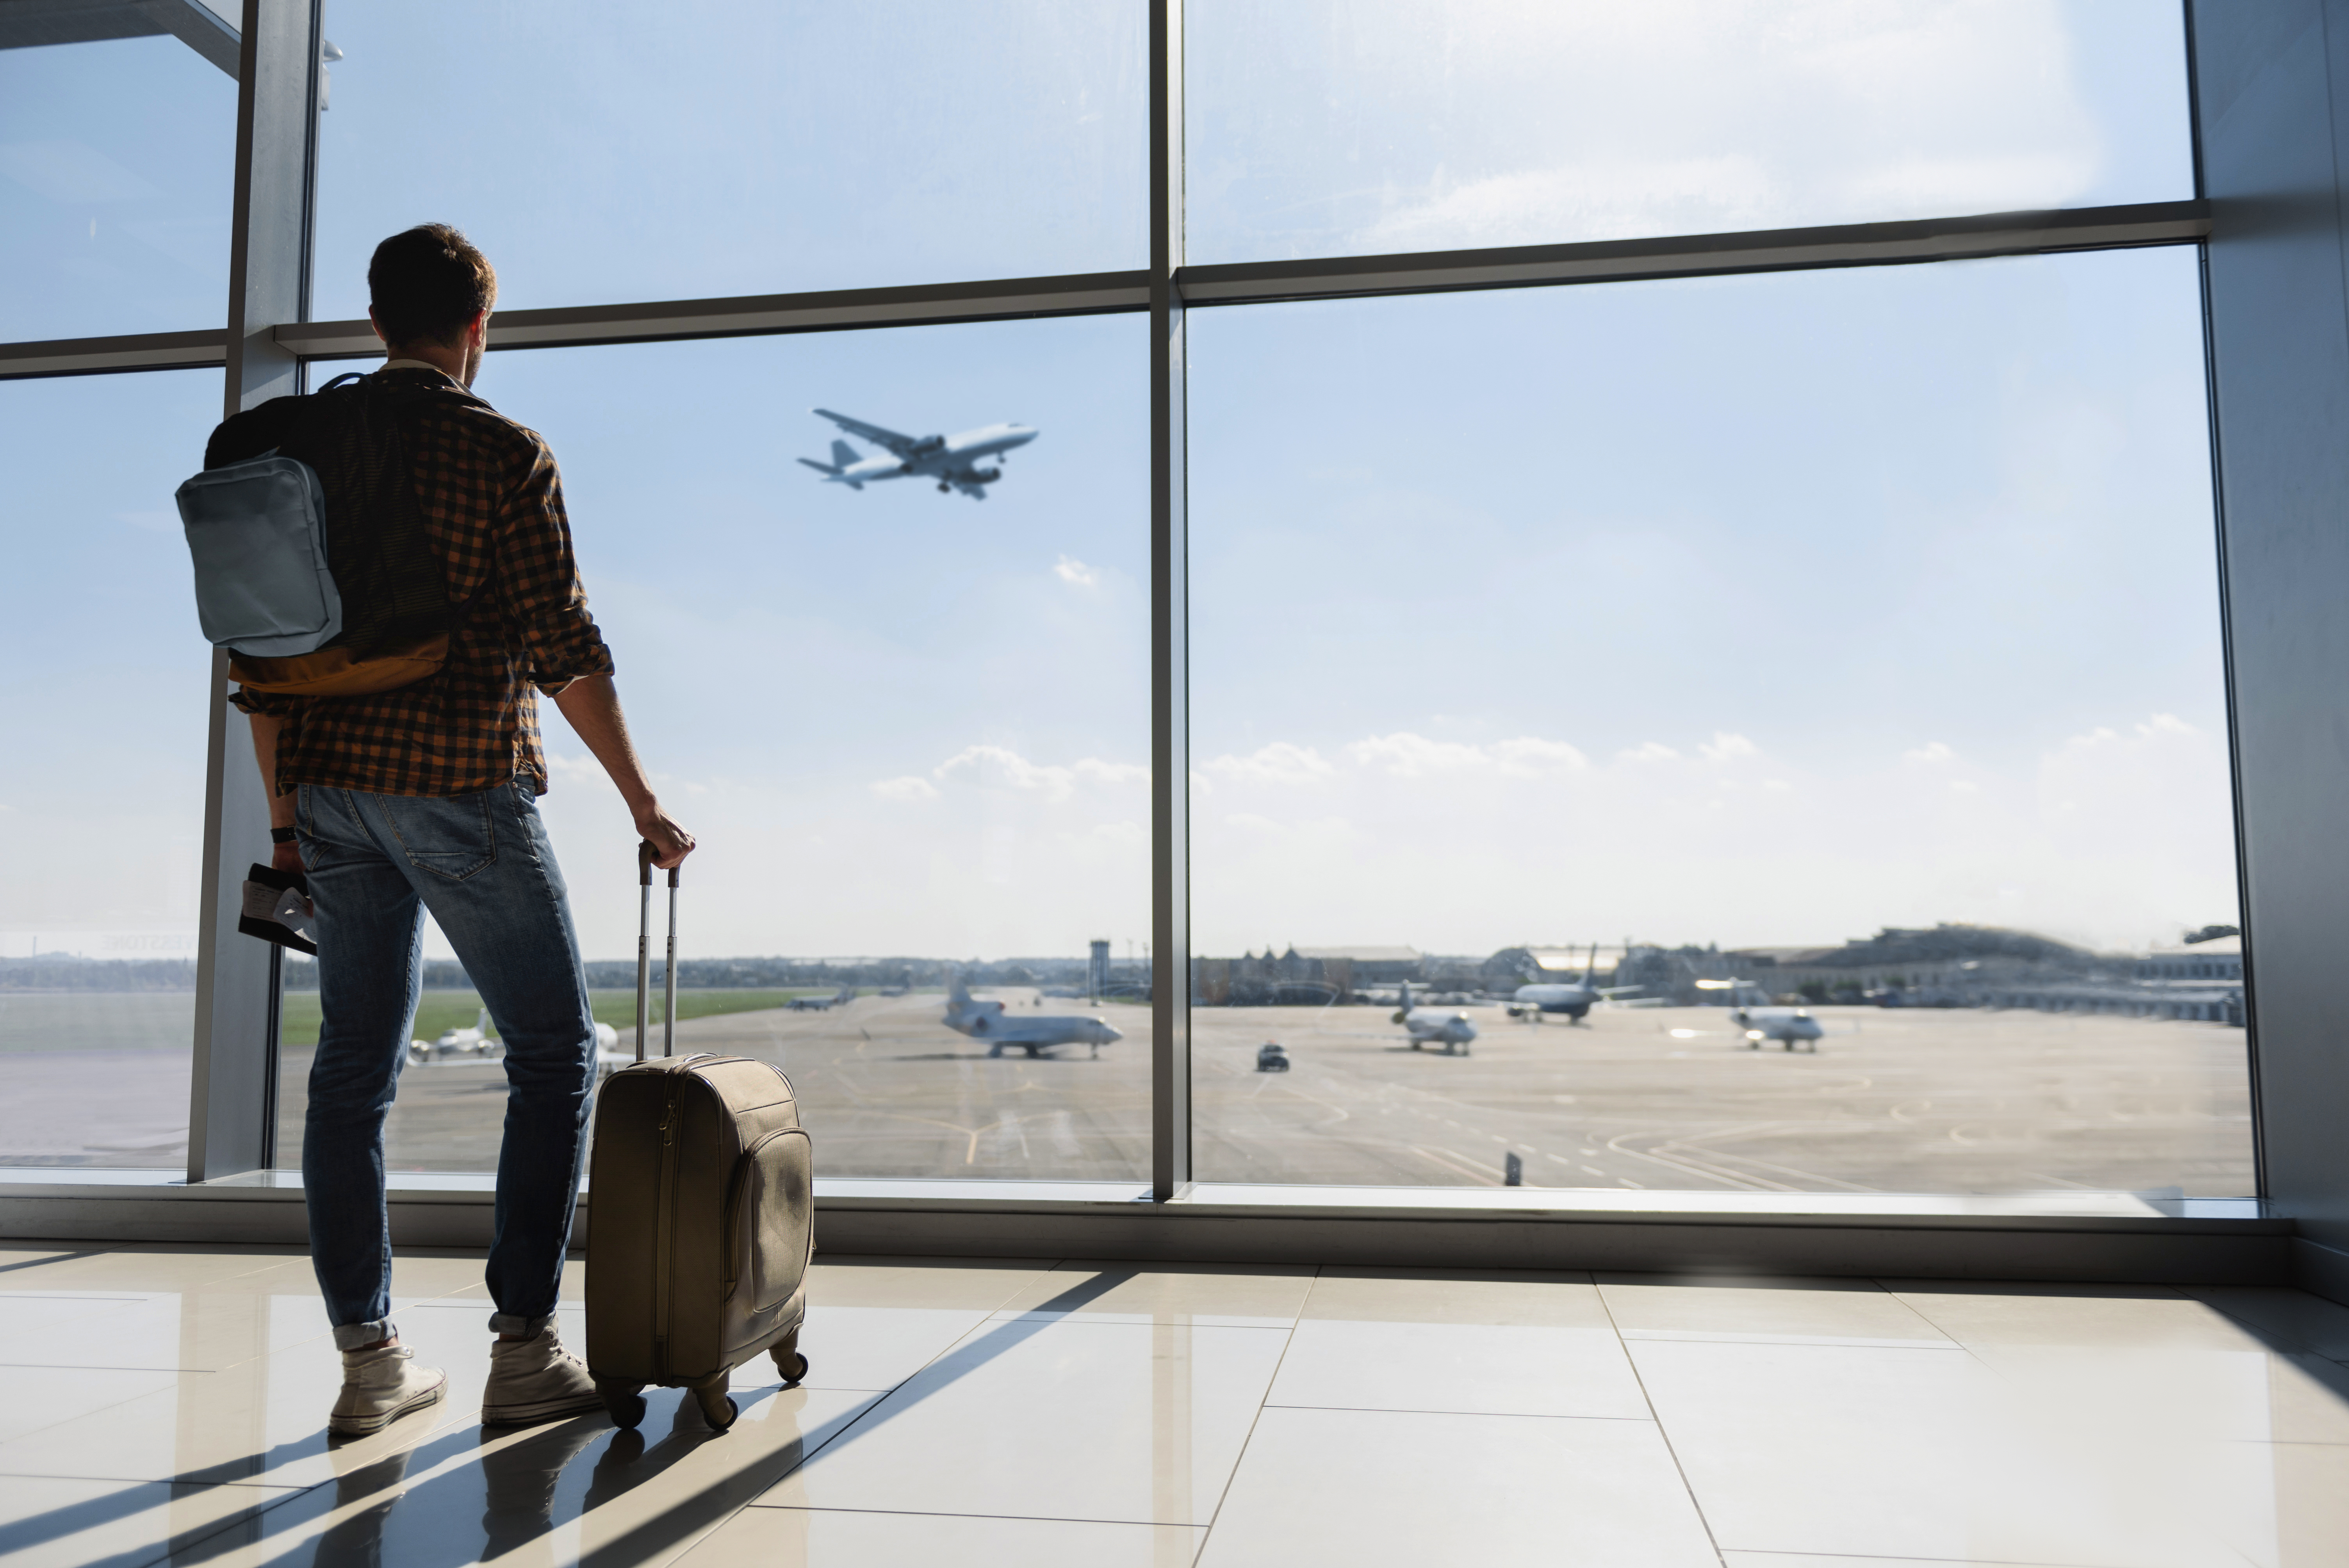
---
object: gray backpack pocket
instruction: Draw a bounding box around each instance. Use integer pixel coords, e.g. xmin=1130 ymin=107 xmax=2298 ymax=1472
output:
xmin=175 ymin=454 xmax=342 ymax=657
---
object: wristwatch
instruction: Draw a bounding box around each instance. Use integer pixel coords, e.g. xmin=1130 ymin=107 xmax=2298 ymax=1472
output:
xmin=271 ymin=826 xmax=299 ymax=844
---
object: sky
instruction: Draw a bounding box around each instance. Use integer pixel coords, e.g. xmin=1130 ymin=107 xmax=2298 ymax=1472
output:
xmin=0 ymin=2 xmax=2230 ymax=966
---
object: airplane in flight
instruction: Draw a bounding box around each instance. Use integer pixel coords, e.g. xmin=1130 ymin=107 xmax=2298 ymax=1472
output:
xmin=797 ymin=408 xmax=1039 ymax=499
xmin=786 ymin=984 xmax=856 ymax=1012
xmin=1732 ymin=1006 xmax=1824 ymax=1051
xmin=1506 ymin=944 xmax=1644 ymax=1025
xmin=945 ymin=975 xmax=1122 ymax=1058
xmin=1395 ymin=982 xmax=1478 ymax=1055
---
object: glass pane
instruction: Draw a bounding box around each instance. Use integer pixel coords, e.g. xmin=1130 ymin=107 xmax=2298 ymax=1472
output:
xmin=310 ymin=0 xmax=1146 ymax=320
xmin=0 ymin=371 xmax=216 ymax=1165
xmin=1187 ymin=245 xmax=2249 ymax=1196
xmin=277 ymin=316 xmax=1150 ymax=1179
xmin=1187 ymin=0 xmax=2192 ymax=265
xmin=0 ymin=29 xmax=237 ymax=340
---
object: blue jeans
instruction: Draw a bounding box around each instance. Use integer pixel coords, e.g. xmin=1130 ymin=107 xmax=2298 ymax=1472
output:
xmin=296 ymin=777 xmax=597 ymax=1349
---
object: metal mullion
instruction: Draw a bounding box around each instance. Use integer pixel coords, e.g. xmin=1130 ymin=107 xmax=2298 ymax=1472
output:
xmin=0 ymin=330 xmax=230 ymax=380
xmin=275 ymin=271 xmax=1153 ymax=360
xmin=1177 ymin=200 xmax=2210 ymax=306
xmin=1150 ymin=0 xmax=1190 ymax=1202
xmin=1 ymin=205 xmax=2207 ymax=382
xmin=187 ymin=0 xmax=320 ymax=1184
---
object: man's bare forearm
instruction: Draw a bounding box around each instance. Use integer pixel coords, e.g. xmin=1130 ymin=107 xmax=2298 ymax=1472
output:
xmin=551 ymin=675 xmax=695 ymax=866
xmin=248 ymin=712 xmax=295 ymax=829
xmin=550 ymin=675 xmax=654 ymax=807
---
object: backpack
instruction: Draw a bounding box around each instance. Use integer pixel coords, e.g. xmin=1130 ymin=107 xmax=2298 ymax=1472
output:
xmin=176 ymin=370 xmax=490 ymax=697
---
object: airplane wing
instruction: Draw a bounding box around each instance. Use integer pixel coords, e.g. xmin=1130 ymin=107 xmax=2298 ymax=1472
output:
xmin=814 ymin=408 xmax=917 ymax=457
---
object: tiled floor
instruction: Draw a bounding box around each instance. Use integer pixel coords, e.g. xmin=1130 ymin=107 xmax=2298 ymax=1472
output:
xmin=1 ymin=1246 xmax=2345 ymax=1567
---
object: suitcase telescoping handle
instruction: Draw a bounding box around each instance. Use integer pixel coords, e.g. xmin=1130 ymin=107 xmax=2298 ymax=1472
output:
xmin=635 ymin=841 xmax=679 ymax=1062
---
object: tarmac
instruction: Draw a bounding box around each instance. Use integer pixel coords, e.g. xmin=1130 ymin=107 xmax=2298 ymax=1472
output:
xmin=0 ymin=989 xmax=2256 ymax=1194
xmin=304 ymin=990 xmax=2255 ymax=1196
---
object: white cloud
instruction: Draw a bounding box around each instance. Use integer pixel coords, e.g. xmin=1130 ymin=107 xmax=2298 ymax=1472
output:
xmin=545 ymin=752 xmax=605 ymax=788
xmin=1074 ymin=758 xmax=1150 ymax=788
xmin=1343 ymin=0 xmax=2102 ymax=255
xmin=1205 ymin=742 xmax=1335 ymax=788
xmin=1362 ymin=155 xmax=1781 ymax=253
xmin=933 ymin=744 xmax=1146 ymax=804
xmin=1346 ymin=732 xmax=1586 ymax=778
xmin=870 ymin=776 xmax=939 ymax=802
xmin=1053 ymin=555 xmax=1099 ymax=589
xmin=1191 ymin=712 xmax=2238 ymax=955
xmin=1490 ymin=737 xmax=1590 ymax=775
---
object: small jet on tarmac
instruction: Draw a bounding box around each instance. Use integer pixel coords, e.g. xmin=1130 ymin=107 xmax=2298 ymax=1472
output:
xmin=1506 ymin=944 xmax=1644 ymax=1024
xmin=797 ymin=408 xmax=1039 ymax=499
xmin=945 ymin=976 xmax=1122 ymax=1058
xmin=786 ymin=984 xmax=855 ymax=1012
xmin=1395 ymin=982 xmax=1478 ymax=1056
xmin=1732 ymin=1006 xmax=1824 ymax=1051
xmin=408 ymin=1008 xmax=501 ymax=1066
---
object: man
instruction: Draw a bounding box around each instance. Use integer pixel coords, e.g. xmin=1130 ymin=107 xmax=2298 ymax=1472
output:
xmin=234 ymin=225 xmax=692 ymax=1436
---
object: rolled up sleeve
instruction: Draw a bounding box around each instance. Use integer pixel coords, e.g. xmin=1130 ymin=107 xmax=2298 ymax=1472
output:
xmin=229 ymin=685 xmax=297 ymax=716
xmin=497 ymin=445 xmax=616 ymax=695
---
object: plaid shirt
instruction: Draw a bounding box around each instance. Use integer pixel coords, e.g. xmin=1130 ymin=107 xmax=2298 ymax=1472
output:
xmin=232 ymin=367 xmax=615 ymax=798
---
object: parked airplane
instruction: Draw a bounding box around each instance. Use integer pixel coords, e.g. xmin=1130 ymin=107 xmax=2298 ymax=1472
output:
xmin=1732 ymin=1006 xmax=1824 ymax=1051
xmin=786 ymin=984 xmax=855 ymax=1012
xmin=1395 ymin=982 xmax=1478 ymax=1055
xmin=408 ymin=1008 xmax=500 ymax=1065
xmin=945 ymin=975 xmax=1122 ymax=1058
xmin=797 ymin=408 xmax=1039 ymax=499
xmin=1506 ymin=944 xmax=1643 ymax=1024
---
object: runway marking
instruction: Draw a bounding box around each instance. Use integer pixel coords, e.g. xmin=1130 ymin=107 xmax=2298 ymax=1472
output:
xmin=1408 ymin=1144 xmax=1505 ymax=1185
xmin=1606 ymin=1129 xmax=1774 ymax=1190
xmin=1672 ymin=1135 xmax=1877 ymax=1192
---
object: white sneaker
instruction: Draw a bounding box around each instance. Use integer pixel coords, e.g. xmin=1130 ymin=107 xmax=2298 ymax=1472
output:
xmin=481 ymin=1323 xmax=606 ymax=1426
xmin=328 ymin=1343 xmax=447 ymax=1436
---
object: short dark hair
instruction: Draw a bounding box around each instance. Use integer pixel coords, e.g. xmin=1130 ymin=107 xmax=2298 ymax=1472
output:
xmin=367 ymin=224 xmax=497 ymax=348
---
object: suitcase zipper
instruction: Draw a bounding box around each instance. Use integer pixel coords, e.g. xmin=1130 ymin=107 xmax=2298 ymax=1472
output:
xmin=653 ymin=1086 xmax=681 ymax=1376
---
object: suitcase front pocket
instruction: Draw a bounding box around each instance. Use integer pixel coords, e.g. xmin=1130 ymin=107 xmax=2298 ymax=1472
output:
xmin=726 ymin=1127 xmax=813 ymax=1315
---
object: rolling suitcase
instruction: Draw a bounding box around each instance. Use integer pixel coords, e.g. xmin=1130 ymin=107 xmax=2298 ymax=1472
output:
xmin=585 ymin=842 xmax=814 ymax=1432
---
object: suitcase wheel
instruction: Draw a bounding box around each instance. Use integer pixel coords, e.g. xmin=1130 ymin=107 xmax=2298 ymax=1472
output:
xmin=773 ymin=1347 xmax=810 ymax=1386
xmin=690 ymin=1375 xmax=738 ymax=1433
xmin=596 ymin=1379 xmax=647 ymax=1431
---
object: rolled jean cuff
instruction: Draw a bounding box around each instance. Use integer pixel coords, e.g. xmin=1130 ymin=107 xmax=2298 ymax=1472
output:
xmin=489 ymin=1311 xmax=555 ymax=1338
xmin=333 ymin=1318 xmax=396 ymax=1351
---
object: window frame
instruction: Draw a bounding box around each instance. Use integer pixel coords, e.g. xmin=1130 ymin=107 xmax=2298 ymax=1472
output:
xmin=0 ymin=0 xmax=2250 ymax=1213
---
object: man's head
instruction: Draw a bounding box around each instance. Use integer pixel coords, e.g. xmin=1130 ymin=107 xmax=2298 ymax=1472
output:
xmin=367 ymin=225 xmax=497 ymax=386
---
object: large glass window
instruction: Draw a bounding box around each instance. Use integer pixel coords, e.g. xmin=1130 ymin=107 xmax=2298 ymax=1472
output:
xmin=17 ymin=2 xmax=2239 ymax=1203
xmin=1187 ymin=0 xmax=2193 ymax=265
xmin=1186 ymin=245 xmax=2249 ymax=1195
xmin=0 ymin=371 xmax=217 ymax=1166
xmin=309 ymin=0 xmax=1147 ymax=319
xmin=0 ymin=28 xmax=237 ymax=340
xmin=277 ymin=317 xmax=1152 ymax=1178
